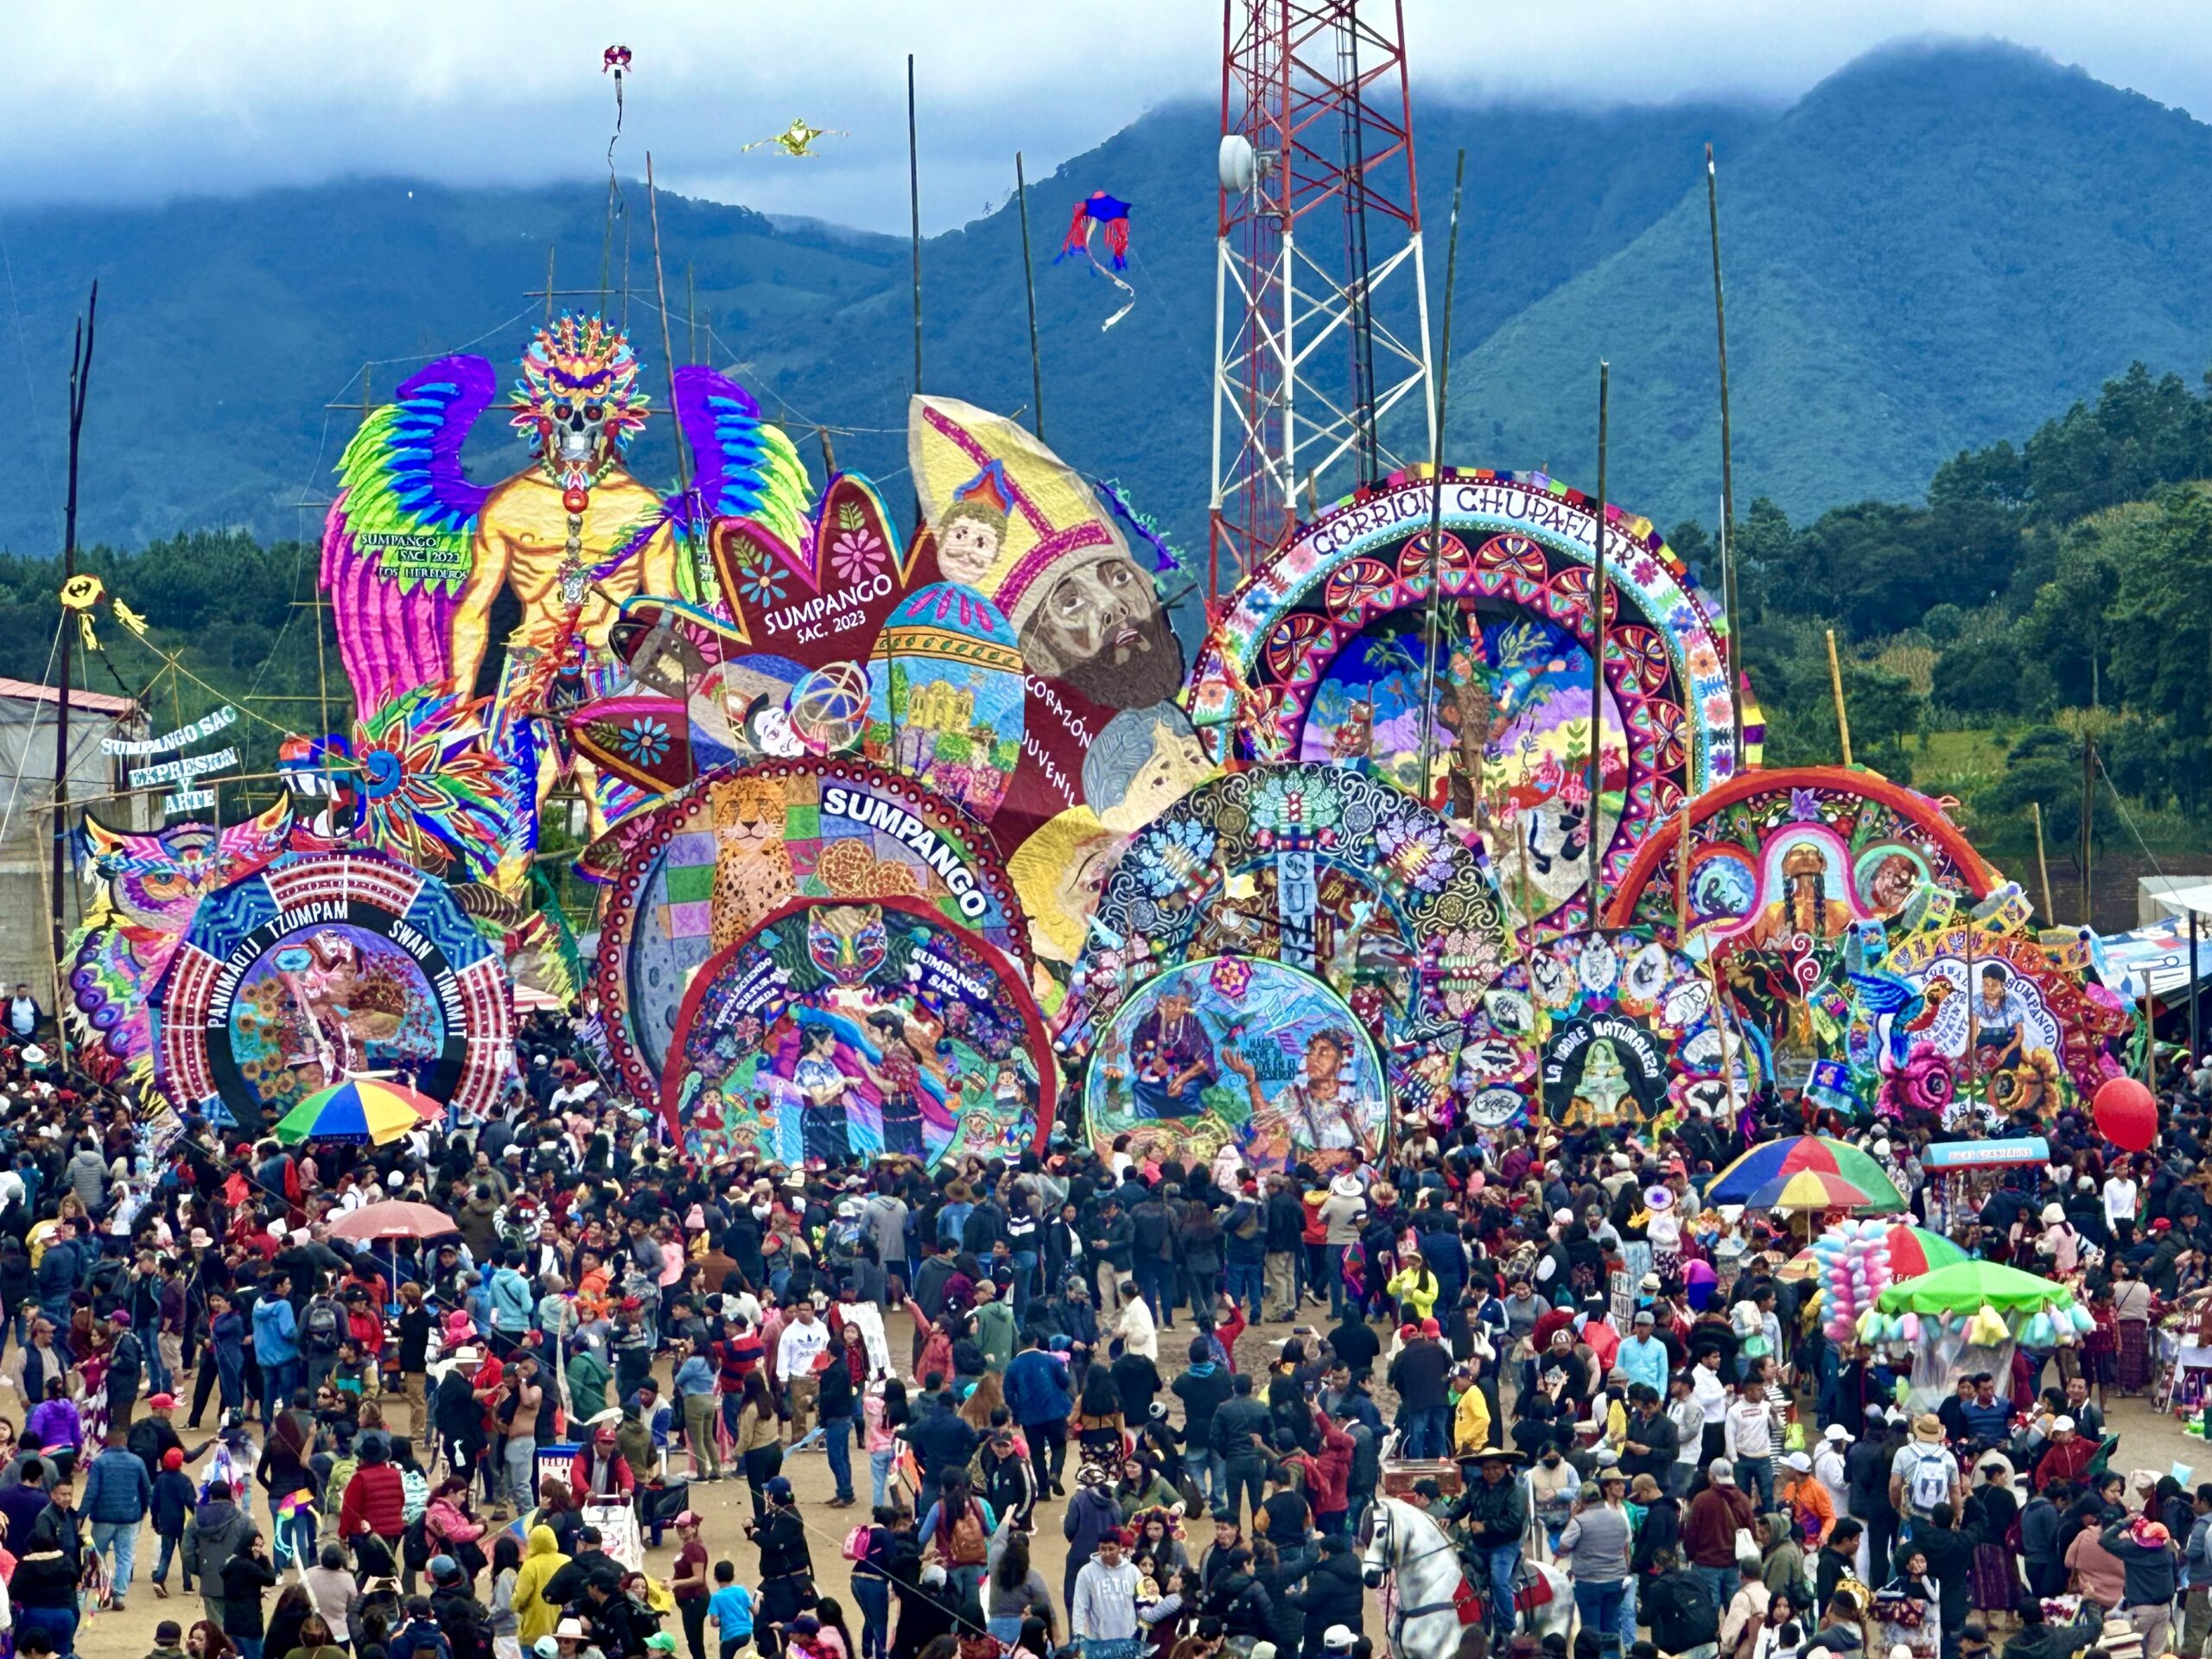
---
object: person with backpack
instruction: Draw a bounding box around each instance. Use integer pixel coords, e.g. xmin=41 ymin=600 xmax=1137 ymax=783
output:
xmin=430 ymin=1554 xmax=496 ymax=1659
xmin=300 ymin=1287 xmax=346 ymax=1398
xmin=1643 ymin=1546 xmax=1724 ymax=1659
xmin=1224 ymin=1183 xmax=1268 ymax=1325
xmin=1888 ymin=1415 xmax=1962 ymax=1531
xmin=917 ymin=1471 xmax=996 ymax=1605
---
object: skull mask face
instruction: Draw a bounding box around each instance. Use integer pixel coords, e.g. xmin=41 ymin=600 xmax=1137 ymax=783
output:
xmin=553 ymin=390 xmax=610 ymax=465
xmin=511 ymin=313 xmax=649 ymax=482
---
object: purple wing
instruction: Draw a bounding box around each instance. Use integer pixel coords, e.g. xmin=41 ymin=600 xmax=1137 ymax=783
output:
xmin=321 ymin=354 xmax=499 ymax=709
xmin=671 ymin=365 xmax=812 ymax=555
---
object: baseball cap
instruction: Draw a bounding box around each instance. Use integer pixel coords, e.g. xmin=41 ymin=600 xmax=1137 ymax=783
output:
xmin=1709 ymin=1458 xmax=1736 ymax=1486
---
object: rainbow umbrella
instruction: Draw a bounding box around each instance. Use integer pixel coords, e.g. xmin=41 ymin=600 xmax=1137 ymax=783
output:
xmin=274 ymin=1078 xmax=443 ymax=1147
xmin=1779 ymin=1221 xmax=1967 ymax=1280
xmin=1707 ymin=1135 xmax=1905 ymax=1210
xmin=1745 ymin=1169 xmax=1878 ymax=1212
xmin=1882 ymin=1223 xmax=1968 ymax=1277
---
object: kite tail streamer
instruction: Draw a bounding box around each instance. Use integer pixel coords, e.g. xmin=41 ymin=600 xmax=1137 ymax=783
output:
xmin=1055 ymin=193 xmax=1136 ymax=330
xmin=1087 ymin=224 xmax=1137 ymax=330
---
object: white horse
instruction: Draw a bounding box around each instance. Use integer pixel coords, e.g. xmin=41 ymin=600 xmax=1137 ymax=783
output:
xmin=1361 ymin=1494 xmax=1575 ymax=1659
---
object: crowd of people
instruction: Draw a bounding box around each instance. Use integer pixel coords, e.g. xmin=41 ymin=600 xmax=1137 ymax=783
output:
xmin=0 ymin=1011 xmax=2205 ymax=1659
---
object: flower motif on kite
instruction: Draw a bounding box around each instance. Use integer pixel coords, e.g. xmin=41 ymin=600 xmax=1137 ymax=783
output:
xmin=348 ymin=690 xmax=526 ymax=881
xmin=612 ymin=716 xmax=672 ymax=767
xmin=1878 ymin=1040 xmax=1954 ymax=1118
xmin=735 ymin=556 xmax=788 ymax=607
xmin=830 ymin=524 xmax=887 ymax=585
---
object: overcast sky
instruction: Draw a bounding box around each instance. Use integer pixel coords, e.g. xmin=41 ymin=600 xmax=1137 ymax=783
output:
xmin=10 ymin=1 xmax=2212 ymax=233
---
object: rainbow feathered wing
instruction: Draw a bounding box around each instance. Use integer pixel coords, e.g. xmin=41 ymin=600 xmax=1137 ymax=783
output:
xmin=320 ymin=354 xmax=497 ymax=711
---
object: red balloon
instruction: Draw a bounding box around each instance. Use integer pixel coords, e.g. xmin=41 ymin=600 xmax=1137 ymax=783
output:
xmin=2093 ymin=1077 xmax=2158 ymax=1152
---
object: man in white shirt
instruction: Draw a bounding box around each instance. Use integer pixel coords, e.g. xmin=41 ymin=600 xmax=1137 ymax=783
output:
xmin=777 ymin=1300 xmax=830 ymax=1444
xmin=1667 ymin=1373 xmax=1707 ymax=1500
xmin=1691 ymin=1349 xmax=1731 ymax=1460
xmin=1071 ymin=1529 xmax=1142 ymax=1642
xmin=1724 ymin=1376 xmax=1777 ymax=1512
xmin=2104 ymin=1167 xmax=2140 ymax=1246
xmin=1814 ymin=1423 xmax=1853 ymax=1526
xmin=1116 ymin=1280 xmax=1158 ymax=1360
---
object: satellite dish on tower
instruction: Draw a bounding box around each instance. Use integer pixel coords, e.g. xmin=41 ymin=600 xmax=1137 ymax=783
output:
xmin=1218 ymin=134 xmax=1257 ymax=194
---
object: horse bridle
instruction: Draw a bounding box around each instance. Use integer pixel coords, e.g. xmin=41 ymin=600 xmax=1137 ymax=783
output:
xmin=1370 ymin=1498 xmax=1478 ymax=1625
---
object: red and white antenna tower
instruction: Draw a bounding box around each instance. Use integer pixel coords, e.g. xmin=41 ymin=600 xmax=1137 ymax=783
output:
xmin=1207 ymin=0 xmax=1433 ymax=608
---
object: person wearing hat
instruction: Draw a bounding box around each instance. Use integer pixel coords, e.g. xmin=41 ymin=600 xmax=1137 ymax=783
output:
xmin=1283 ymin=1526 xmax=1363 ymax=1658
xmin=1558 ymin=1476 xmax=1634 ymax=1651
xmin=2096 ymin=1513 xmax=2185 ymax=1654
xmin=1318 ymin=1173 xmax=1368 ymax=1320
xmin=1780 ymin=1450 xmax=1835 ymax=1546
xmin=1890 ymin=1414 xmax=1961 ymax=1524
xmin=1458 ymin=1446 xmax=1530 ymax=1644
xmin=1616 ymin=1306 xmax=1669 ymax=1399
xmin=747 ymin=1475 xmax=812 ymax=1642
xmin=1683 ymin=1458 xmax=1757 ymax=1611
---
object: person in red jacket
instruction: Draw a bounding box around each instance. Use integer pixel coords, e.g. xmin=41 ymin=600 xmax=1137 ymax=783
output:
xmin=570 ymin=1425 xmax=636 ymax=1504
xmin=1287 ymin=1410 xmax=1355 ymax=1535
xmin=339 ymin=1433 xmax=408 ymax=1542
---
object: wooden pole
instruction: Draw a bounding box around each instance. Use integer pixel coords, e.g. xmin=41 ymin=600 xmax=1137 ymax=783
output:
xmin=1707 ymin=143 xmax=1742 ymax=759
xmin=907 ymin=54 xmax=925 ymax=529
xmin=2080 ymin=727 xmax=2095 ymax=927
xmin=686 ymin=264 xmax=698 ymax=365
xmin=1825 ymin=629 xmax=1853 ymax=767
xmin=1015 ymin=152 xmax=1046 ymax=442
xmin=1415 ymin=150 xmax=1468 ymax=815
xmin=49 ymin=283 xmax=97 ymax=982
xmin=1588 ymin=360 xmax=1610 ymax=915
xmin=2191 ymin=905 xmax=2202 ymax=1070
xmin=643 ymin=155 xmax=691 ymax=498
xmin=907 ymin=57 xmax=925 ymax=397
xmin=1675 ymin=792 xmax=1693 ymax=939
xmin=2031 ymin=801 xmax=2056 ymax=924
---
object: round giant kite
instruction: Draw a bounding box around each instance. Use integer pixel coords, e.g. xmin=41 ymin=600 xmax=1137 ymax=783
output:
xmin=661 ymin=895 xmax=1053 ymax=1171
xmin=1083 ymin=956 xmax=1386 ymax=1174
xmin=1187 ymin=467 xmax=1759 ymax=931
xmin=588 ymin=759 xmax=1031 ymax=1112
xmin=152 ymin=850 xmax=515 ymax=1134
xmin=1057 ymin=763 xmax=1513 ymax=1071
xmin=1599 ymin=766 xmax=2001 ymax=1093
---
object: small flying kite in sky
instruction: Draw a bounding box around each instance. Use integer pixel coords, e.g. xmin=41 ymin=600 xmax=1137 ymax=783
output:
xmin=742 ymin=119 xmax=849 ymax=159
xmin=1056 ymin=191 xmax=1136 ymax=329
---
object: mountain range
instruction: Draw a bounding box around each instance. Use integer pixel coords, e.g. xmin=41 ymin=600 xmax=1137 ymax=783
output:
xmin=3 ymin=36 xmax=2209 ymax=581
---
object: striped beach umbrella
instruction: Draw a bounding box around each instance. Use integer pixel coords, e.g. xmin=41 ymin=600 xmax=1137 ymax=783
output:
xmin=1745 ymin=1169 xmax=1878 ymax=1212
xmin=1707 ymin=1135 xmax=1905 ymax=1210
xmin=273 ymin=1077 xmax=443 ymax=1147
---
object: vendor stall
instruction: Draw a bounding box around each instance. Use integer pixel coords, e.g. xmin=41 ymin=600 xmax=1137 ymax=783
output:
xmin=1917 ymin=1136 xmax=2050 ymax=1236
xmin=1868 ymin=1258 xmax=2091 ymax=1409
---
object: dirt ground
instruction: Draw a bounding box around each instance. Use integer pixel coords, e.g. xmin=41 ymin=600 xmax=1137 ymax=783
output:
xmin=73 ymin=1312 xmax=2205 ymax=1657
